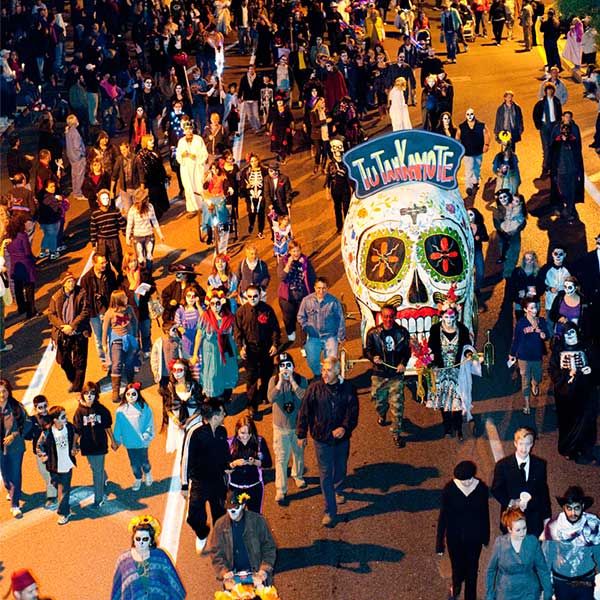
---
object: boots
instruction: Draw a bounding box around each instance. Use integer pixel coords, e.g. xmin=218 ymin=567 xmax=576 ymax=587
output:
xmin=111 ymin=375 xmax=122 ymax=403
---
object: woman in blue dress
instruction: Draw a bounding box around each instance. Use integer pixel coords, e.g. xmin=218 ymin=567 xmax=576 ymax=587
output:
xmin=191 ymin=288 xmax=238 ymax=401
xmin=486 ymin=507 xmax=553 ymax=600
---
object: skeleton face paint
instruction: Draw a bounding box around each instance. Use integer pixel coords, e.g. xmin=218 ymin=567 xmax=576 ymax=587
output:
xmin=552 ymin=250 xmax=565 ymax=266
xmin=525 ymin=303 xmax=538 ymax=317
xmin=125 ymin=389 xmax=138 ymax=404
xmin=564 ymin=328 xmax=578 ymax=346
xmin=564 ymin=282 xmax=576 ymax=296
xmin=209 ymin=298 xmax=225 ymax=314
xmin=467 ymin=210 xmax=475 ymax=223
xmin=331 ymin=139 xmax=344 ymax=162
xmin=498 ymin=192 xmax=510 ymax=206
xmin=441 ymin=311 xmax=456 ymax=328
xmin=227 ymin=505 xmax=244 ymax=521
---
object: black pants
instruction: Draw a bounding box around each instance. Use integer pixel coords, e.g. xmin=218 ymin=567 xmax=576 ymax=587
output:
xmin=187 ymin=479 xmax=227 ymax=540
xmin=97 ymin=237 xmax=123 ymax=274
xmin=448 ymin=539 xmax=482 ymax=600
xmin=56 ymin=335 xmax=89 ymax=392
xmin=278 ymin=296 xmax=302 ymax=336
xmin=492 ymin=20 xmax=504 ymax=44
xmin=331 ymin=192 xmax=350 ymax=232
xmin=245 ymin=346 xmax=274 ymax=410
xmin=247 ymin=206 xmax=265 ymax=235
xmin=554 ymin=575 xmax=595 ymax=600
xmin=313 ymin=139 xmax=328 ymax=167
xmin=14 ymin=280 xmax=36 ymax=317
xmin=442 ymin=411 xmax=463 ymax=436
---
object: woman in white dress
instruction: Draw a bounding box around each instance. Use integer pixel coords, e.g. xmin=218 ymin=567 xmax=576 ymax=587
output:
xmin=214 ymin=0 xmax=232 ymax=35
xmin=388 ymin=77 xmax=412 ymax=131
xmin=562 ymin=17 xmax=584 ymax=76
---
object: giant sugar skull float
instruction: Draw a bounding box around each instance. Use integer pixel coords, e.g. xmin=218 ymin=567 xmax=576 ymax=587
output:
xmin=341 ymin=130 xmax=475 ymax=367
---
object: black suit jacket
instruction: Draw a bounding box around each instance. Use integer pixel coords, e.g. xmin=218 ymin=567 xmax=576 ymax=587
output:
xmin=264 ymin=174 xmax=292 ymax=216
xmin=490 ymin=453 xmax=551 ymax=538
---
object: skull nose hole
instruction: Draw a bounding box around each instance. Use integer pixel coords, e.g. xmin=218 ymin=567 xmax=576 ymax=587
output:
xmin=408 ymin=270 xmax=429 ymax=304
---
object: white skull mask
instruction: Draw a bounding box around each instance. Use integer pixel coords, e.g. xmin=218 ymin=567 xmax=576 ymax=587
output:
xmin=331 ymin=139 xmax=345 ymax=162
xmin=384 ymin=335 xmax=395 ymax=352
xmin=341 ymin=183 xmax=474 ymax=360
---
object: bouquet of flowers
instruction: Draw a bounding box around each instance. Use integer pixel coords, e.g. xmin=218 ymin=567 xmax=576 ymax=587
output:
xmin=215 ymin=584 xmax=281 ymax=600
xmin=410 ymin=336 xmax=436 ymax=402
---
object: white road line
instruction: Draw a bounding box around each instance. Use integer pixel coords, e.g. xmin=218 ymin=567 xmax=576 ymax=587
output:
xmin=159 ymin=446 xmax=187 ymax=561
xmin=485 ymin=418 xmax=506 ymax=463
xmin=0 ymin=486 xmax=130 ymax=541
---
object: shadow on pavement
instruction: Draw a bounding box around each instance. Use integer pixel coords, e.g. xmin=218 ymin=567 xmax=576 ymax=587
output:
xmin=276 ymin=539 xmax=404 ymax=574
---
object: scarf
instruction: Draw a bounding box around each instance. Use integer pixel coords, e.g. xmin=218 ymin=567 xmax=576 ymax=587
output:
xmin=544 ymin=512 xmax=600 ymax=547
xmin=201 ymin=309 xmax=234 ymax=364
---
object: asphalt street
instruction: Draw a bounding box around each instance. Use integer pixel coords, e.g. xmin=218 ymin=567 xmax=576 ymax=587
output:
xmin=1 ymin=10 xmax=600 ymax=600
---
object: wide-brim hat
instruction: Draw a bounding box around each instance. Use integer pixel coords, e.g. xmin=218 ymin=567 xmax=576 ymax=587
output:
xmin=168 ymin=263 xmax=195 ymax=274
xmin=556 ymin=486 xmax=594 ymax=509
xmin=225 ymin=489 xmax=250 ymax=509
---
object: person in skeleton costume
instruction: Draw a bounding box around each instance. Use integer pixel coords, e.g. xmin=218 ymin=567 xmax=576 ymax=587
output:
xmin=176 ymin=117 xmax=209 ymax=219
xmin=240 ymin=154 xmax=269 ymax=239
xmin=426 ymin=307 xmax=472 ymax=441
xmin=365 ymin=305 xmax=411 ymax=448
xmin=191 ymin=288 xmax=238 ymax=401
xmin=541 ymin=486 xmax=600 ymax=598
xmin=324 ymin=137 xmax=352 ymax=234
xmin=549 ymin=323 xmax=597 ymax=463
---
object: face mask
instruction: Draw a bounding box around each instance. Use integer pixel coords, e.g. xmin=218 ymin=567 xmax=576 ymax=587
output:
xmin=100 ymin=194 xmax=110 ymax=207
xmin=468 ymin=211 xmax=475 ymax=223
xmin=564 ymin=329 xmax=578 ymax=346
xmin=466 ymin=112 xmax=475 ymax=121
xmin=227 ymin=505 xmax=244 ymax=520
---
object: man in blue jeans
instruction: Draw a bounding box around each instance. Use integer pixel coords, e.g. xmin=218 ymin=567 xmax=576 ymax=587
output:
xmin=297 ymin=357 xmax=359 ymax=527
xmin=297 ymin=277 xmax=345 ymax=378
xmin=441 ymin=3 xmax=462 ymax=64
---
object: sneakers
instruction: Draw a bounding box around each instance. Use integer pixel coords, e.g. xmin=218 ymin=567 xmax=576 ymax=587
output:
xmin=275 ymin=491 xmax=286 ymax=504
xmin=50 ymin=252 xmax=61 ymax=261
xmin=321 ymin=514 xmax=335 ymax=527
xmin=393 ymin=435 xmax=406 ymax=448
xmin=0 ymin=344 xmax=13 ymax=352
xmin=257 ymin=232 xmax=265 ymax=239
xmin=335 ymin=493 xmax=346 ymax=505
xmin=37 ymin=250 xmax=50 ymax=259
xmin=294 ymin=478 xmax=307 ymax=489
xmin=195 ymin=536 xmax=208 ymax=554
xmin=145 ymin=471 xmax=153 ymax=486
xmin=11 ymin=507 xmax=23 ymax=519
xmin=57 ymin=514 xmax=69 ymax=525
xmin=287 ymin=331 xmax=296 ymax=342
xmin=57 ymin=244 xmax=67 ymax=252
xmin=132 ymin=478 xmax=142 ymax=491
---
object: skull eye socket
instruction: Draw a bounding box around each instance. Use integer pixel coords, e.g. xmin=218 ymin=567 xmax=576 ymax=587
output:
xmin=365 ymin=236 xmax=406 ymax=284
xmin=422 ymin=234 xmax=464 ymax=278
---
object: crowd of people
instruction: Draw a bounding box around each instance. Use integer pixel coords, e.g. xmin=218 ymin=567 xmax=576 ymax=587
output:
xmin=1 ymin=0 xmax=600 ymax=596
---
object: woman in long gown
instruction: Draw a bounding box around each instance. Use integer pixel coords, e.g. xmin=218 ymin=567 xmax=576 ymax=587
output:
xmin=486 ymin=508 xmax=552 ymax=600
xmin=134 ymin=134 xmax=170 ymax=220
xmin=268 ymin=97 xmax=294 ymax=164
xmin=191 ymin=288 xmax=238 ymax=401
xmin=388 ymin=77 xmax=412 ymax=131
xmin=549 ymin=322 xmax=597 ymax=464
xmin=426 ymin=307 xmax=472 ymax=440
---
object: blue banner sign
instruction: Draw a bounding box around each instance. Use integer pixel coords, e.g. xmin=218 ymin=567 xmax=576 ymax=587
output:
xmin=343 ymin=130 xmax=465 ymax=199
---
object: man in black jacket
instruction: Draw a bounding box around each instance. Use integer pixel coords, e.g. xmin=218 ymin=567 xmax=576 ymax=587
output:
xmin=490 ymin=427 xmax=552 ymax=537
xmin=532 ymin=82 xmax=562 ymax=176
xmin=297 ymin=357 xmax=359 ymax=527
xmin=365 ymin=305 xmax=411 ymax=448
xmin=47 ymin=272 xmax=90 ymax=393
xmin=80 ymin=254 xmax=118 ymax=366
xmin=180 ymin=399 xmax=230 ymax=555
xmin=238 ymin=65 xmax=262 ymax=133
xmin=234 ymin=285 xmax=281 ymax=417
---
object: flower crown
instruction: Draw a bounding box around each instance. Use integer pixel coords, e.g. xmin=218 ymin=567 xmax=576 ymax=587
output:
xmin=237 ymin=492 xmax=251 ymax=504
xmin=206 ymin=287 xmax=226 ymax=300
xmin=128 ymin=514 xmax=161 ymax=537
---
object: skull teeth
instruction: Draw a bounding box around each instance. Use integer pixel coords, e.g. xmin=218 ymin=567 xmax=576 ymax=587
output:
xmin=400 ymin=316 xmax=433 ymax=337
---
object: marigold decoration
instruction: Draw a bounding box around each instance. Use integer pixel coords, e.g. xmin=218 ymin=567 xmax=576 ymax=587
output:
xmin=237 ymin=492 xmax=251 ymax=504
xmin=206 ymin=287 xmax=226 ymax=301
xmin=128 ymin=514 xmax=161 ymax=537
xmin=410 ymin=336 xmax=436 ymax=402
xmin=498 ymin=130 xmax=512 ymax=145
xmin=214 ymin=584 xmax=281 ymax=600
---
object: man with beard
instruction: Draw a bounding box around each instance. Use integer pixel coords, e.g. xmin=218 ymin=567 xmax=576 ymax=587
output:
xmin=541 ymin=486 xmax=600 ymax=599
xmin=234 ymin=284 xmax=281 ymax=417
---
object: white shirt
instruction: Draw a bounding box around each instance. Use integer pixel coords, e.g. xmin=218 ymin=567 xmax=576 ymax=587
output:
xmin=544 ymin=97 xmax=556 ymax=123
xmin=52 ymin=425 xmax=75 ymax=473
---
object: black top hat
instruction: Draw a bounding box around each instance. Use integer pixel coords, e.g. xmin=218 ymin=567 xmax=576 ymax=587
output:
xmin=556 ymin=486 xmax=594 ymax=509
xmin=168 ymin=263 xmax=195 ymax=274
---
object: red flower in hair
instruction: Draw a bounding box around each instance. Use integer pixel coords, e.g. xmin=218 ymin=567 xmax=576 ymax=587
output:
xmin=132 ymin=381 xmax=142 ymax=390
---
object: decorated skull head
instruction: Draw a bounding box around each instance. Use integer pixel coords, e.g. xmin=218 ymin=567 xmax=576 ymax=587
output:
xmin=340 ymin=131 xmax=474 ymax=370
